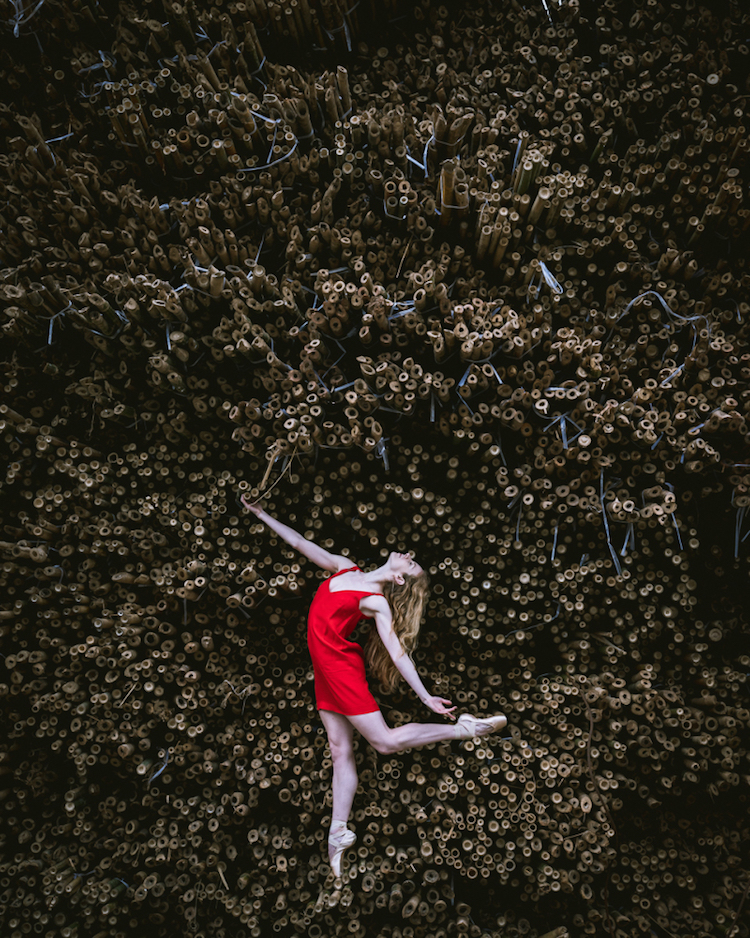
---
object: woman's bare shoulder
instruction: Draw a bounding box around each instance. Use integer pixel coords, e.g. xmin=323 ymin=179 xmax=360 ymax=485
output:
xmin=358 ymin=593 xmax=390 ymax=617
xmin=331 ymin=555 xmax=358 ymax=572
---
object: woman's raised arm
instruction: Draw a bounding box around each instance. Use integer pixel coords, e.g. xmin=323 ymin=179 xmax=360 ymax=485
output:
xmin=241 ymin=496 xmax=349 ymax=573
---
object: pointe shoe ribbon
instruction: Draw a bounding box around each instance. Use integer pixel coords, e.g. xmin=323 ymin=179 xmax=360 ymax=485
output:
xmin=328 ymin=826 xmax=356 ymax=878
xmin=455 ymin=712 xmax=507 ymax=739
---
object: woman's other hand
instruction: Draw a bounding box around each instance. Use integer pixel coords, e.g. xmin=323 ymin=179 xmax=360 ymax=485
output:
xmin=241 ymin=493 xmax=263 ymax=516
xmin=423 ymin=696 xmax=457 ymax=720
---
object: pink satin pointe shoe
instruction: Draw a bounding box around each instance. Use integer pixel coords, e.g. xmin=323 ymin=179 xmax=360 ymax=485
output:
xmin=328 ymin=825 xmax=356 ymax=878
xmin=455 ymin=712 xmax=507 ymax=739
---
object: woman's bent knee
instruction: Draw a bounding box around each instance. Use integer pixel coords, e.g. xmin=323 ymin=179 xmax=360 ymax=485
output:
xmin=371 ymin=735 xmax=398 ymax=756
xmin=345 ymin=712 xmax=401 ymax=755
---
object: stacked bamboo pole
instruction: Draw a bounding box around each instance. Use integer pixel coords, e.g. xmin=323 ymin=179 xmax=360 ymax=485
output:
xmin=1 ymin=1 xmax=750 ymax=937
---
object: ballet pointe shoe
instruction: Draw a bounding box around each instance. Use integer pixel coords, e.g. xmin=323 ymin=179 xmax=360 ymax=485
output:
xmin=328 ymin=824 xmax=356 ymax=878
xmin=455 ymin=712 xmax=507 ymax=739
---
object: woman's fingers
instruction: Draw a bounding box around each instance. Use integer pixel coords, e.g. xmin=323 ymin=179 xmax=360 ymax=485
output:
xmin=442 ymin=707 xmax=457 ymax=720
xmin=424 ymin=696 xmax=457 ymax=718
xmin=430 ymin=697 xmax=457 ymax=717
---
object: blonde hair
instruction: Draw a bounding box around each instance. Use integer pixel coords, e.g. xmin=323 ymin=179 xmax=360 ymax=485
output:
xmin=364 ymin=572 xmax=430 ymax=693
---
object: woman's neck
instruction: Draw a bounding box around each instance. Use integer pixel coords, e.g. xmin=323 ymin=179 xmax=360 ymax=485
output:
xmin=350 ymin=564 xmax=391 ymax=589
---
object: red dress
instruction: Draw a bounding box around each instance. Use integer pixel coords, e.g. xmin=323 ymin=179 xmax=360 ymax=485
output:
xmin=307 ymin=566 xmax=381 ymax=715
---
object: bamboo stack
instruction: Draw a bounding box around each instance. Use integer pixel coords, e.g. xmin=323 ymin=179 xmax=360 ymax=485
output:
xmin=1 ymin=1 xmax=750 ymax=937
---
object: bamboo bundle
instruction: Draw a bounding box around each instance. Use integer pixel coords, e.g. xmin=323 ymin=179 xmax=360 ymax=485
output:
xmin=1 ymin=1 xmax=750 ymax=937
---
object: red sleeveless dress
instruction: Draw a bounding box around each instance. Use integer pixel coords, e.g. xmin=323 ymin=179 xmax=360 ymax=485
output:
xmin=307 ymin=566 xmax=381 ymax=715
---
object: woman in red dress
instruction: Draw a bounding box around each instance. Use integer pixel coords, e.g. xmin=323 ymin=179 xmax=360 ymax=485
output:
xmin=241 ymin=497 xmax=507 ymax=877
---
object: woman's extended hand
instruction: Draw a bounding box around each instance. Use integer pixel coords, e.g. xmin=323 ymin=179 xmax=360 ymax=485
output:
xmin=423 ymin=695 xmax=457 ymax=720
xmin=240 ymin=493 xmax=263 ymax=516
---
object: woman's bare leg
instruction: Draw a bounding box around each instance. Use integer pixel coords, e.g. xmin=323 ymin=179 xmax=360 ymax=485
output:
xmin=347 ymin=710 xmax=507 ymax=754
xmin=347 ymin=710 xmax=460 ymax=754
xmin=319 ymin=709 xmax=360 ymax=876
xmin=319 ymin=709 xmax=358 ymax=823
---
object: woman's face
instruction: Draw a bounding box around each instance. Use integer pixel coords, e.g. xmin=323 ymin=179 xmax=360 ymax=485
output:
xmin=389 ymin=552 xmax=423 ymax=579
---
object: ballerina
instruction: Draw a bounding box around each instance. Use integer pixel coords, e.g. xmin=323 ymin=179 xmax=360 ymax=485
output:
xmin=241 ymin=496 xmax=507 ymax=877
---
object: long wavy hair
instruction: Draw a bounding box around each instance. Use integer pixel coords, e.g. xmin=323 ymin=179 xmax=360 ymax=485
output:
xmin=364 ymin=571 xmax=430 ymax=693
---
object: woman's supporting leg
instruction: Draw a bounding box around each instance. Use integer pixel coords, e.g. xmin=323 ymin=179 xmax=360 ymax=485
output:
xmin=319 ymin=709 xmax=359 ymax=877
xmin=319 ymin=709 xmax=358 ymax=823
